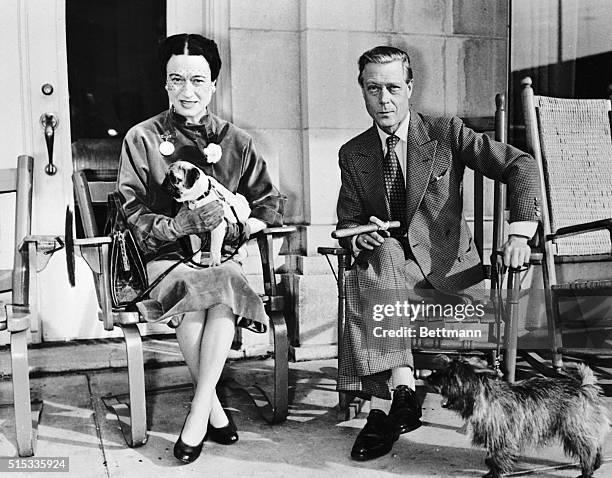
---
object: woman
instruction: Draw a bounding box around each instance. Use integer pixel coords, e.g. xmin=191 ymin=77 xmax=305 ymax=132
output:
xmin=117 ymin=33 xmax=285 ymax=463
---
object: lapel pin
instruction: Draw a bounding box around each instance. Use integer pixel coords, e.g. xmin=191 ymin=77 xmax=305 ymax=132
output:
xmin=159 ymin=133 xmax=175 ymax=156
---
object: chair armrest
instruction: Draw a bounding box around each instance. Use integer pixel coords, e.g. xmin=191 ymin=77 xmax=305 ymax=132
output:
xmin=260 ymin=225 xmax=297 ymax=236
xmin=317 ymin=246 xmax=351 ymax=256
xmin=75 ymin=237 xmax=112 ymax=246
xmin=21 ymin=234 xmax=62 ymax=252
xmin=255 ymin=225 xmax=297 ymax=302
xmin=548 ymin=218 xmax=612 ymax=241
xmin=75 ymin=236 xmax=111 ymax=275
xmin=491 ymin=249 xmax=543 ymax=268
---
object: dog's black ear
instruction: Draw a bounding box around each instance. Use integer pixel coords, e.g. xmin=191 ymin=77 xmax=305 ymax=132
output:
xmin=184 ymin=167 xmax=200 ymax=189
xmin=434 ymin=354 xmax=452 ymax=366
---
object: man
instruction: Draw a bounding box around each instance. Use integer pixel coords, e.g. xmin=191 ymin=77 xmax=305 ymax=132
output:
xmin=336 ymin=45 xmax=540 ymax=461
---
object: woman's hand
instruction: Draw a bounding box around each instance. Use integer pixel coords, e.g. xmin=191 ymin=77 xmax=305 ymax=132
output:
xmin=172 ymin=201 xmax=224 ymax=236
xmin=224 ymin=220 xmax=251 ymax=247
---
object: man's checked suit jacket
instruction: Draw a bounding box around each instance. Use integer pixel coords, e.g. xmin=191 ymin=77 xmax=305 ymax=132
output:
xmin=336 ymin=109 xmax=541 ymax=293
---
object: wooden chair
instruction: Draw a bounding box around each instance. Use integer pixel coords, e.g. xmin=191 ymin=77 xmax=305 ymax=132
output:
xmin=319 ymin=94 xmax=520 ymax=419
xmin=0 ymin=155 xmax=42 ymax=456
xmin=521 ymin=77 xmax=612 ymax=372
xmin=71 ymin=159 xmax=293 ymax=447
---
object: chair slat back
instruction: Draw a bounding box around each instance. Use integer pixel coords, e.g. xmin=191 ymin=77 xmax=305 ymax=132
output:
xmin=534 ymin=96 xmax=612 ymax=255
xmin=72 ymin=139 xmax=122 ymax=238
xmin=73 ymin=169 xmax=116 ymax=237
xmin=0 ymin=156 xmax=34 ymax=302
xmin=0 ymin=169 xmax=17 ymax=192
xmin=462 ymin=93 xmax=508 ymax=263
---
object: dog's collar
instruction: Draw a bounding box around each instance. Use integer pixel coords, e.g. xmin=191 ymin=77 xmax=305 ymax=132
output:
xmin=194 ymin=177 xmax=213 ymax=202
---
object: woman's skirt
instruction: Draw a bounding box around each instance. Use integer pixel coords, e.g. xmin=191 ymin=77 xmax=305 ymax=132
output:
xmin=141 ymin=257 xmax=268 ymax=333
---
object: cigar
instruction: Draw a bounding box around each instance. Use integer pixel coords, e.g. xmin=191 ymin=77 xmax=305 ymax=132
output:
xmin=332 ymin=221 xmax=401 ymax=239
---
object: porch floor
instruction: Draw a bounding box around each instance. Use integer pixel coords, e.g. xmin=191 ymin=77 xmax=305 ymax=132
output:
xmin=1 ymin=339 xmax=612 ymax=477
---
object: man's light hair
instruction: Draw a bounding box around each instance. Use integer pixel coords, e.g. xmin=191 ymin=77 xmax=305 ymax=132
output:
xmin=358 ymin=46 xmax=413 ymax=85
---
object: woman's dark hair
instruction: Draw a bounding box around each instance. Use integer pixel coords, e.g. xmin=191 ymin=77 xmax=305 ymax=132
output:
xmin=159 ymin=33 xmax=222 ymax=81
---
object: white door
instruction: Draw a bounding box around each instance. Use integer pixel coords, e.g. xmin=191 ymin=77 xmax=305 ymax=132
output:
xmin=0 ymin=0 xmax=211 ymax=342
xmin=0 ymin=0 xmax=88 ymax=344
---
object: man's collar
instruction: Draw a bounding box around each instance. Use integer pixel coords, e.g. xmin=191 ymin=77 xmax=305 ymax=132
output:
xmin=375 ymin=111 xmax=410 ymax=147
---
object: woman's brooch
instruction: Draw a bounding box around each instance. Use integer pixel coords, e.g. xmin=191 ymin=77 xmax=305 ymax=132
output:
xmin=203 ymin=123 xmax=228 ymax=164
xmin=204 ymin=143 xmax=222 ymax=164
xmin=159 ymin=132 xmax=175 ymax=156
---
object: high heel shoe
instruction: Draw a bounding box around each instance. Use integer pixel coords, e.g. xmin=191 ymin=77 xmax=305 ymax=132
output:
xmin=204 ymin=421 xmax=239 ymax=445
xmin=173 ymin=420 xmax=205 ymax=463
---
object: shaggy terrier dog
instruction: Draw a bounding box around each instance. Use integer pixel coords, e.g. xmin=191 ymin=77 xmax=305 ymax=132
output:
xmin=426 ymin=355 xmax=609 ymax=478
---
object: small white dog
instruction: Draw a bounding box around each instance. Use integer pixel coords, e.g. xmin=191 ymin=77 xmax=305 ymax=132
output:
xmin=162 ymin=160 xmax=251 ymax=265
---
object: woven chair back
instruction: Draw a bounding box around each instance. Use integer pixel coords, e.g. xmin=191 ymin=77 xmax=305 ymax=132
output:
xmin=535 ymin=96 xmax=612 ymax=256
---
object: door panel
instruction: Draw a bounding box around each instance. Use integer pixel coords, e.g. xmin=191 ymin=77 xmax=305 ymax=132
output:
xmin=1 ymin=0 xmax=209 ymax=342
xmin=0 ymin=0 xmax=76 ymax=343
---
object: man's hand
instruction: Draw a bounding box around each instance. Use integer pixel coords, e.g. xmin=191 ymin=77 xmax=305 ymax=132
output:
xmin=355 ymin=216 xmax=390 ymax=250
xmin=356 ymin=230 xmax=388 ymax=250
xmin=502 ymin=235 xmax=531 ymax=268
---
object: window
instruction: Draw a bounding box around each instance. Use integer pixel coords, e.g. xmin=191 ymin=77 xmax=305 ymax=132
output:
xmin=67 ymin=0 xmax=167 ymax=141
xmin=509 ymin=0 xmax=612 ymax=145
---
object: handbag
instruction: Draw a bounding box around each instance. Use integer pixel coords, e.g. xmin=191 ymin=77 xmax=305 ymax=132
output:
xmin=104 ymin=167 xmax=251 ymax=310
xmin=105 ymin=190 xmax=149 ymax=309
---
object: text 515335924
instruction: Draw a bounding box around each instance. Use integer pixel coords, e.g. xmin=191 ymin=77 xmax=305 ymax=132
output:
xmin=0 ymin=457 xmax=69 ymax=472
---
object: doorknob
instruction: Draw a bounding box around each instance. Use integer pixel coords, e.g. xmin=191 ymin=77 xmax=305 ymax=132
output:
xmin=40 ymin=113 xmax=59 ymax=175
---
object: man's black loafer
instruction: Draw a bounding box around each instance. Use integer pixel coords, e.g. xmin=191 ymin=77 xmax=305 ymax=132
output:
xmin=388 ymin=385 xmax=422 ymax=435
xmin=351 ymin=409 xmax=398 ymax=461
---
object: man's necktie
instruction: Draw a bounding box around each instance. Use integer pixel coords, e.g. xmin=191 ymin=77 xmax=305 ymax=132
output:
xmin=383 ymin=134 xmax=407 ymax=236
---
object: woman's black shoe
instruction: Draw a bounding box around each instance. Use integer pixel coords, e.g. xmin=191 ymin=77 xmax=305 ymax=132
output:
xmin=174 ymin=422 xmax=205 ymax=463
xmin=205 ymin=421 xmax=239 ymax=445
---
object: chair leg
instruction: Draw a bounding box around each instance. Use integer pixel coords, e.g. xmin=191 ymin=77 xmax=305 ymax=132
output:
xmin=247 ymin=312 xmax=289 ymax=424
xmin=338 ymin=394 xmax=366 ymax=422
xmin=549 ymin=290 xmax=564 ymax=371
xmin=226 ymin=311 xmax=288 ymax=424
xmin=10 ymin=329 xmax=41 ymax=457
xmin=267 ymin=310 xmax=289 ymax=423
xmin=504 ymin=269 xmax=522 ymax=383
xmin=103 ymin=324 xmax=147 ymax=447
xmin=336 ymin=255 xmax=351 ymax=417
xmin=338 ymin=391 xmax=351 ymax=415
